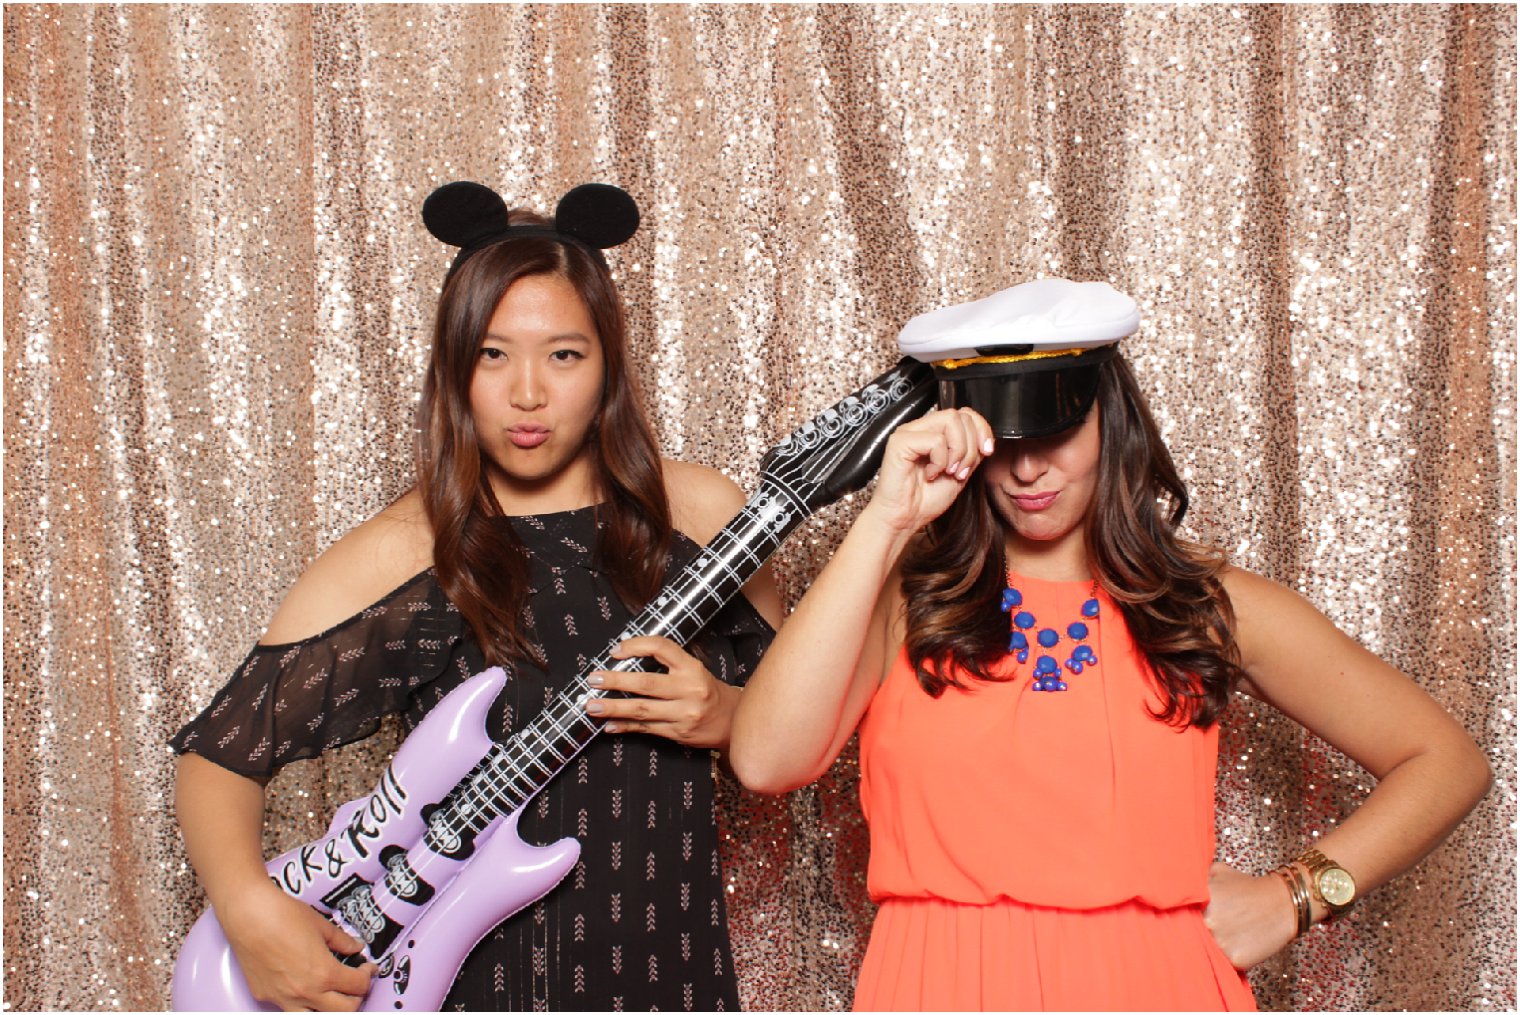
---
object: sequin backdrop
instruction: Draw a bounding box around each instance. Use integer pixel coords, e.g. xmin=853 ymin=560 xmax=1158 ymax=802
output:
xmin=3 ymin=4 xmax=1514 ymax=1010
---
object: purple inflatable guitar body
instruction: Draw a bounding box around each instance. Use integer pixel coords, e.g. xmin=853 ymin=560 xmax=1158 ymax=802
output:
xmin=171 ymin=359 xmax=934 ymax=1011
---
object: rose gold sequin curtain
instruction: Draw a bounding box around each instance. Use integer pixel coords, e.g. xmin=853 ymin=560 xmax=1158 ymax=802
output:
xmin=4 ymin=4 xmax=1513 ymax=1010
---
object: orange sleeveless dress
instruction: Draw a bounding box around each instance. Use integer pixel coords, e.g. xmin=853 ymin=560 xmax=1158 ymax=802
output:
xmin=854 ymin=573 xmax=1256 ymax=1011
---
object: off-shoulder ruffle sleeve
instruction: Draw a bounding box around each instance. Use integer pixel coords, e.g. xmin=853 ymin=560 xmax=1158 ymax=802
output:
xmin=170 ymin=570 xmax=465 ymax=778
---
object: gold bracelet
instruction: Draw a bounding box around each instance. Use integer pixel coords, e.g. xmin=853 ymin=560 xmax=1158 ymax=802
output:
xmin=1273 ymin=863 xmax=1312 ymax=938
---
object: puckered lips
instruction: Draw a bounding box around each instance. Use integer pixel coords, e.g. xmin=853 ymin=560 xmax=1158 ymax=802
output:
xmin=508 ymin=422 xmax=550 ymax=449
xmin=1011 ymin=490 xmax=1059 ymax=512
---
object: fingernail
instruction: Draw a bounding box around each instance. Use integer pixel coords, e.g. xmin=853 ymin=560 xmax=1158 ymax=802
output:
xmin=603 ymin=722 xmax=621 ymax=734
xmin=958 ymin=465 xmax=971 ymax=480
xmin=587 ymin=674 xmax=604 ymax=686
xmin=586 ymin=700 xmax=604 ymax=715
xmin=982 ymin=437 xmax=994 ymax=454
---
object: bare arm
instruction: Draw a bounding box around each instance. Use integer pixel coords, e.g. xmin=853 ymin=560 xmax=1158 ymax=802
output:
xmin=175 ymin=755 xmax=376 ymax=1011
xmin=727 ymin=505 xmax=913 ymax=793
xmin=729 ymin=408 xmax=993 ymax=794
xmin=1204 ymin=568 xmax=1492 ymax=968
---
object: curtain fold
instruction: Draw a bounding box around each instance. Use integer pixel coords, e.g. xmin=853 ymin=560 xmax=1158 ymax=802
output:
xmin=4 ymin=4 xmax=1513 ymax=1009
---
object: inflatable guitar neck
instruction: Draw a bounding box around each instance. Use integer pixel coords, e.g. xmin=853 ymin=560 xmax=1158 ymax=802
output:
xmin=171 ymin=358 xmax=935 ymax=1011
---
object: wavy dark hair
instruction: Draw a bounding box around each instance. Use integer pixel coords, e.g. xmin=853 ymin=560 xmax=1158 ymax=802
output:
xmin=416 ymin=209 xmax=670 ymax=669
xmin=900 ymin=353 xmax=1243 ymax=727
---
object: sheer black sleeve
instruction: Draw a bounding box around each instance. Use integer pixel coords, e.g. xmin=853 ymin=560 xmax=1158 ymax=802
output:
xmin=169 ymin=571 xmax=466 ymax=778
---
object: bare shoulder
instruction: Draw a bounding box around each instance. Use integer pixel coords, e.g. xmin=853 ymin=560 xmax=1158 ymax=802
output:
xmin=1218 ymin=565 xmax=1326 ymax=634
xmin=1218 ymin=566 xmax=1318 ymax=666
xmin=1220 ymin=563 xmax=1392 ymax=700
xmin=662 ymin=458 xmax=747 ymax=545
xmin=261 ymin=488 xmax=435 ymax=644
xmin=1219 ymin=565 xmax=1295 ymax=617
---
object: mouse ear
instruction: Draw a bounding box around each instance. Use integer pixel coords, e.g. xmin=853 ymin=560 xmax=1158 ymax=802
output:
xmin=422 ymin=182 xmax=511 ymax=249
xmin=554 ymin=184 xmax=640 ymax=250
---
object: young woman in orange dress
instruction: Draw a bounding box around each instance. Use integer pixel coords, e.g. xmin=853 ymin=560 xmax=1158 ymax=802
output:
xmin=729 ymin=279 xmax=1490 ymax=1011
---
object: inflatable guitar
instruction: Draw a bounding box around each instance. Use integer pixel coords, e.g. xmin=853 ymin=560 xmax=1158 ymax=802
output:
xmin=171 ymin=358 xmax=935 ymax=1011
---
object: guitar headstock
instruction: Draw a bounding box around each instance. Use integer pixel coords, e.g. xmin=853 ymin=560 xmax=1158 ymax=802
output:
xmin=758 ymin=358 xmax=936 ymax=512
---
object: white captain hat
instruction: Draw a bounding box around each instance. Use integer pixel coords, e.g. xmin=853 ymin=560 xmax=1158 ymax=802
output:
xmin=897 ymin=278 xmax=1140 ymax=438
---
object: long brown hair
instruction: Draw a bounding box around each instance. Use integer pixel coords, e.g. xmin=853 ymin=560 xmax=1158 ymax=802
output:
xmin=415 ymin=209 xmax=671 ymax=669
xmin=900 ymin=354 xmax=1243 ymax=727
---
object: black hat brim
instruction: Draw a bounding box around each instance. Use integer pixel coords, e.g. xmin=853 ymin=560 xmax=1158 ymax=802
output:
xmin=935 ymin=346 xmax=1113 ymax=438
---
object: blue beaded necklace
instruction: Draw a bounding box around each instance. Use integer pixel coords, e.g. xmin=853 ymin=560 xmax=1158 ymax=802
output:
xmin=1000 ymin=573 xmax=1100 ymax=692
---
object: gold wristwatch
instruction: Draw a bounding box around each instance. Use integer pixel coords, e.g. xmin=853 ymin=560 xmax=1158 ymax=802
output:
xmin=1296 ymin=847 xmax=1357 ymax=915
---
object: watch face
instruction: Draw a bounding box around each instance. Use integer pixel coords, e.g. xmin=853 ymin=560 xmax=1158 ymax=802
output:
xmin=1318 ymin=867 xmax=1356 ymax=907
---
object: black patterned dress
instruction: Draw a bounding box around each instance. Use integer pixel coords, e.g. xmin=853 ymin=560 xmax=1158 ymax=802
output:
xmin=171 ymin=505 xmax=774 ymax=1011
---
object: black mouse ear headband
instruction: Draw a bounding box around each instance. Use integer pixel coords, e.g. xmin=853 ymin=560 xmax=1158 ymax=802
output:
xmin=422 ymin=181 xmax=640 ymax=282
